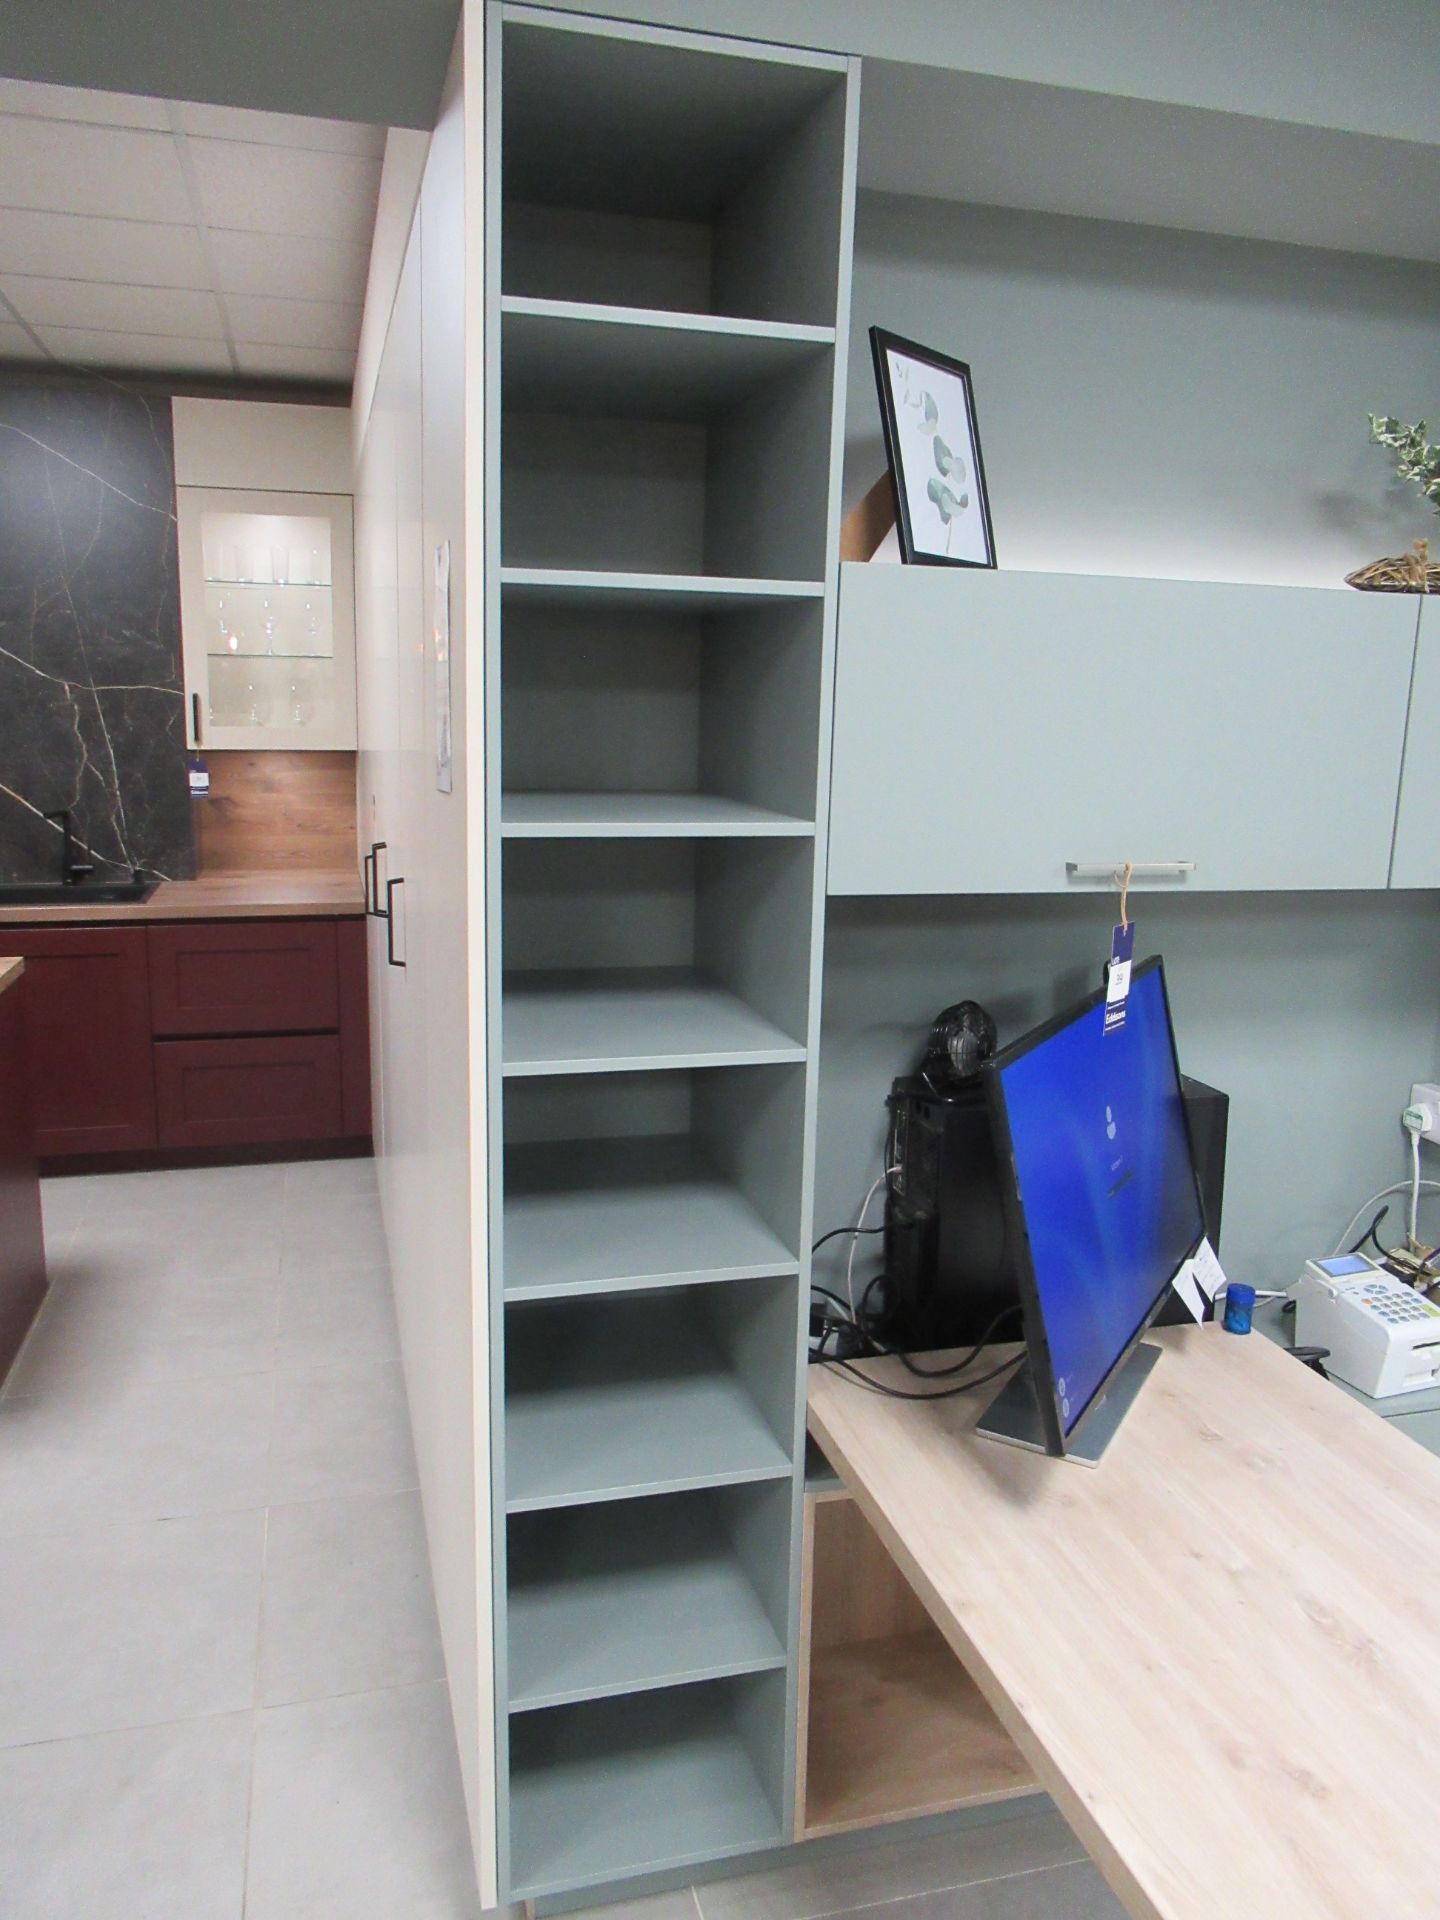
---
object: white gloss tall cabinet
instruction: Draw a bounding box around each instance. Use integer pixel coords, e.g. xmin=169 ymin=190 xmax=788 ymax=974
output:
xmin=355 ymin=1 xmax=857 ymax=1907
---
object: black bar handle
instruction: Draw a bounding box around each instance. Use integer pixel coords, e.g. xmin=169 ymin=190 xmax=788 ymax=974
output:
xmin=385 ymin=877 xmax=405 ymax=967
xmin=362 ymin=847 xmax=375 ymax=915
xmin=191 ymin=691 xmax=202 ymax=745
xmin=369 ymin=841 xmax=388 ymax=919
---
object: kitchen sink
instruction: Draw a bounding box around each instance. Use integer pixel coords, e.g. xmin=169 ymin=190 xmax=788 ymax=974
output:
xmin=0 ymin=874 xmax=159 ymax=906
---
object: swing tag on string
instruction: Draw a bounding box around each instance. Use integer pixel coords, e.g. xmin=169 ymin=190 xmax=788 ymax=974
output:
xmin=1104 ymin=861 xmax=1134 ymax=1036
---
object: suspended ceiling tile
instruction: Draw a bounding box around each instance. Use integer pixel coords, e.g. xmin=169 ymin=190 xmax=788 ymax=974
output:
xmin=0 ymin=116 xmax=192 ymax=222
xmin=173 ymin=101 xmax=385 ymax=157
xmin=0 ymin=276 xmax=227 ymax=339
xmin=206 ymin=228 xmax=371 ymax=302
xmin=0 ymin=79 xmax=171 ymax=130
xmin=0 ymin=208 xmax=211 ymax=288
xmin=223 ymin=294 xmax=362 ymax=350
xmin=37 ymin=326 xmax=233 ymax=374
xmin=185 ymin=139 xmax=382 ymax=243
xmin=233 ymin=342 xmax=355 ymax=382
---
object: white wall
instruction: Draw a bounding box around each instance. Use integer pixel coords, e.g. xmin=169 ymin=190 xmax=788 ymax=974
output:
xmin=845 ymin=193 xmax=1440 ymax=587
xmin=351 ymin=3 xmax=495 ymax=1904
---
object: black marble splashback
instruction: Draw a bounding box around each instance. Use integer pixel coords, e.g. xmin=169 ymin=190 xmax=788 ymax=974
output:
xmin=0 ymin=376 xmax=195 ymax=883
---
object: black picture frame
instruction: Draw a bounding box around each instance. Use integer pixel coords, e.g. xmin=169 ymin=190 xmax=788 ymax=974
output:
xmin=870 ymin=326 xmax=996 ymax=569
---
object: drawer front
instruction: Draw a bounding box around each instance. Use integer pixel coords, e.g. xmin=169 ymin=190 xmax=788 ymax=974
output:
xmin=148 ymin=920 xmax=340 ymax=1035
xmin=2 ymin=926 xmax=156 ymax=1154
xmin=154 ymin=1035 xmax=344 ymax=1148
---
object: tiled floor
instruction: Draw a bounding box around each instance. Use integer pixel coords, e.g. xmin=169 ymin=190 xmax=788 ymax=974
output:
xmin=0 ymin=1158 xmax=1122 ymax=1920
xmin=0 ymin=1158 xmax=477 ymax=1920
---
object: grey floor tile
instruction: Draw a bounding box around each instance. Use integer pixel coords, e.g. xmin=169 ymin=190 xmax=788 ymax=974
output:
xmin=694 ymin=1806 xmax=1083 ymax=1920
xmin=273 ymin=1260 xmax=398 ymax=1373
xmin=0 ymin=1369 xmax=273 ymax=1534
xmin=259 ymin=1490 xmax=442 ymax=1707
xmin=283 ymin=1156 xmax=379 ymax=1203
xmin=245 ymin=1681 xmax=481 ymax=1920
xmin=835 ymin=1862 xmax=1125 ymax=1920
xmin=572 ymin=1895 xmax=701 ymax=1920
xmin=0 ymin=1712 xmax=252 ymax=1920
xmin=0 ymin=1509 xmax=264 ymax=1746
xmin=269 ymin=1360 xmax=418 ymax=1506
xmin=4 ymin=1267 xmax=281 ymax=1396
xmin=39 ymin=1177 xmax=90 ymax=1240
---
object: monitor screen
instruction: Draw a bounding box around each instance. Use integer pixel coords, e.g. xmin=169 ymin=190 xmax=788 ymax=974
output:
xmin=991 ymin=958 xmax=1203 ymax=1443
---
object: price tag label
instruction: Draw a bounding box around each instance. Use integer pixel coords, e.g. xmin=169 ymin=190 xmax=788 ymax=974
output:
xmin=1104 ymin=921 xmax=1134 ymax=1035
xmin=187 ymin=753 xmax=210 ymax=798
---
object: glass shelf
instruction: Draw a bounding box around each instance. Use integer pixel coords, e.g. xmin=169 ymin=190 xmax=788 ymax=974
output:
xmin=205 ymin=649 xmax=330 ymax=662
xmin=203 ymin=577 xmax=334 ymax=591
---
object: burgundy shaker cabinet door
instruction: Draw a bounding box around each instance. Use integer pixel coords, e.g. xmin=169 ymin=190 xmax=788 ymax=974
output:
xmin=154 ymin=1035 xmax=345 ymax=1148
xmin=148 ymin=919 xmax=340 ymax=1036
xmin=1 ymin=927 xmax=156 ymax=1155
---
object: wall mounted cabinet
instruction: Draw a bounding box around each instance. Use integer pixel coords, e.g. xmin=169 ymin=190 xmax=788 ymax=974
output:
xmin=173 ymin=398 xmax=357 ymax=753
xmin=828 ymin=565 xmax=1418 ymax=896
xmin=1388 ymin=598 xmax=1438 ymax=888
xmin=177 ymin=485 xmax=358 ymax=751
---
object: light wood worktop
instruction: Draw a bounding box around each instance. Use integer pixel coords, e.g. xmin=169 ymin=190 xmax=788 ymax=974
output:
xmin=0 ymin=870 xmax=364 ymax=925
xmin=809 ymin=1325 xmax=1440 ymax=1920
xmin=0 ymin=957 xmax=23 ymax=997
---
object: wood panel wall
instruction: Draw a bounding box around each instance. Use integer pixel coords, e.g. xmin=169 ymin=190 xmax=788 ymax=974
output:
xmin=195 ymin=752 xmax=358 ymax=874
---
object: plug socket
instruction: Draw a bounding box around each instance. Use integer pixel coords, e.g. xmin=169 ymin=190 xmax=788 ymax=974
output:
xmin=1407 ymin=1083 xmax=1440 ymax=1144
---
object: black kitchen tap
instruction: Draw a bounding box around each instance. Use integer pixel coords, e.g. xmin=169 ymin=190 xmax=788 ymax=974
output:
xmin=42 ymin=810 xmax=95 ymax=886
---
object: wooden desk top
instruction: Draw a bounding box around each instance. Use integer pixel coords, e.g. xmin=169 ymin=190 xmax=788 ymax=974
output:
xmin=0 ymin=957 xmax=23 ymax=998
xmin=0 ymin=869 xmax=364 ymax=925
xmin=809 ymin=1325 xmax=1440 ymax=1920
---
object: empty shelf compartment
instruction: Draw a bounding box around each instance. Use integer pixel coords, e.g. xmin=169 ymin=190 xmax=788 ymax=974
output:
xmin=508 ymin=1483 xmax=790 ymax=1711
xmin=504 ymin=1279 xmax=797 ymax=1511
xmin=502 ymin=18 xmax=848 ymax=328
xmin=501 ymin=838 xmax=814 ymax=1077
xmin=502 ymin=591 xmax=825 ymax=833
xmin=508 ymin=1674 xmax=788 ymax=1897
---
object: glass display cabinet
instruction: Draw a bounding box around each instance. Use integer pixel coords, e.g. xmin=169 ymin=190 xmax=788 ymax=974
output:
xmin=177 ymin=486 xmax=357 ymax=751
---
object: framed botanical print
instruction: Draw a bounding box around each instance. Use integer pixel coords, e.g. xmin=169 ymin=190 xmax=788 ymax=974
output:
xmin=870 ymin=327 xmax=997 ymax=568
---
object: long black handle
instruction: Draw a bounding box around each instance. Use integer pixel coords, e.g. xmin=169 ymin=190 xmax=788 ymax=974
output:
xmin=385 ymin=877 xmax=405 ymax=967
xmin=191 ymin=692 xmax=202 ymax=745
xmin=368 ymin=841 xmax=388 ymax=919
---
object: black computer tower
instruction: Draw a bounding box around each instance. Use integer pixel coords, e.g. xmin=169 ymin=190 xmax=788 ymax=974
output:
xmin=878 ymin=1069 xmax=1229 ymax=1352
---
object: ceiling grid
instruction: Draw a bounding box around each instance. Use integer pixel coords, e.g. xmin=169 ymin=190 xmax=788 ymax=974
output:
xmin=0 ymin=78 xmax=382 ymax=384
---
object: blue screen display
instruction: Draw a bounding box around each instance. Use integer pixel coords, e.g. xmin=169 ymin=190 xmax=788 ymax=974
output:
xmin=996 ymin=964 xmax=1202 ymax=1436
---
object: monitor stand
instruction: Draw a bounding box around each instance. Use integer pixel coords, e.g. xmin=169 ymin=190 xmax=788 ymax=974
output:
xmin=976 ymin=1343 xmax=1162 ymax=1467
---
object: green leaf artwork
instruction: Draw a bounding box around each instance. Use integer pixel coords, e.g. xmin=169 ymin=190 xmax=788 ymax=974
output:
xmin=1370 ymin=414 xmax=1440 ymax=517
xmin=926 ymin=476 xmax=970 ymax=553
xmin=933 ymin=436 xmax=966 ymax=482
xmin=919 ymin=391 xmax=939 ymax=432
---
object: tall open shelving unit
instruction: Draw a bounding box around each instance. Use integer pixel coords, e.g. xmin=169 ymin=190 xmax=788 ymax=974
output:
xmin=483 ymin=5 xmax=858 ymax=1900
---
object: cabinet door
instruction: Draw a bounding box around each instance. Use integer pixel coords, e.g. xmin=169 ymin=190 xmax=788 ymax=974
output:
xmin=0 ymin=975 xmax=46 ymax=1380
xmin=148 ymin=920 xmax=339 ymax=1036
xmin=828 ymin=567 xmax=1416 ymax=895
xmin=177 ymin=485 xmax=357 ymax=752
xmin=1 ymin=928 xmax=155 ymax=1154
xmin=1386 ymin=600 xmax=1435 ymax=887
xmin=154 ymin=1036 xmax=344 ymax=1148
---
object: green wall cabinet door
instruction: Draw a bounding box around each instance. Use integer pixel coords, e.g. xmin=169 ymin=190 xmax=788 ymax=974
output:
xmin=1386 ymin=599 xmax=1437 ymax=888
xmin=827 ymin=565 xmax=1416 ymax=896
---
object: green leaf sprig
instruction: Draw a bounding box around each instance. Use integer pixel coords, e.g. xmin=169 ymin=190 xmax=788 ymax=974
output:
xmin=1370 ymin=414 xmax=1440 ymax=517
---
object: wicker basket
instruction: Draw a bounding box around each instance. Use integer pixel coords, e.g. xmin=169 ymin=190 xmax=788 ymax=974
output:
xmin=1346 ymin=538 xmax=1440 ymax=593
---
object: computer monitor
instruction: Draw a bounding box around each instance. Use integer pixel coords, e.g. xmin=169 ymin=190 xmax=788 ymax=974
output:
xmin=979 ymin=955 xmax=1205 ymax=1463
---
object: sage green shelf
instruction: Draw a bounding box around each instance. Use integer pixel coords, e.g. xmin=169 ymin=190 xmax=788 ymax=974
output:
xmin=500 ymin=791 xmax=815 ymax=839
xmin=504 ymin=1284 xmax=795 ymax=1512
xmin=504 ymin=1135 xmax=799 ymax=1301
xmin=500 ymin=567 xmax=824 ymax=611
xmin=508 ymin=1491 xmax=788 ymax=1711
xmin=501 ymin=969 xmax=808 ymax=1077
xmin=508 ymin=1680 xmax=786 ymax=1899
